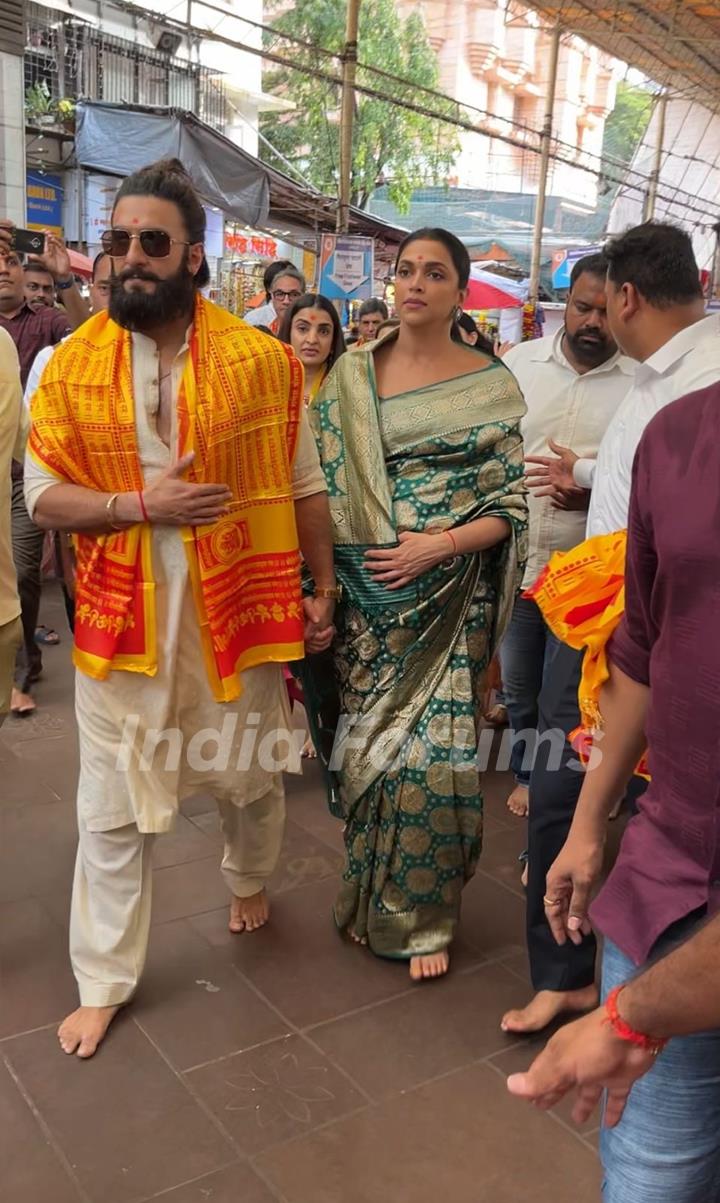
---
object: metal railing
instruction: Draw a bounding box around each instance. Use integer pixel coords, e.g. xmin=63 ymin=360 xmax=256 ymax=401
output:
xmin=24 ymin=2 xmax=228 ymax=131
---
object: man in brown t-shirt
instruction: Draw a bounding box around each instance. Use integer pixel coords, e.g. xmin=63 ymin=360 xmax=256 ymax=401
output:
xmin=0 ymin=221 xmax=89 ymax=713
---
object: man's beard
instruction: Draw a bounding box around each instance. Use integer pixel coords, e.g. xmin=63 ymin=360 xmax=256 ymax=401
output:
xmin=564 ymin=327 xmax=614 ymax=367
xmin=109 ymin=254 xmax=197 ymax=331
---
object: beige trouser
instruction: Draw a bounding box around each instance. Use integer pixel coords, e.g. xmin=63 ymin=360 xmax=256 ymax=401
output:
xmin=70 ymin=780 xmax=286 ymax=1007
xmin=0 ymin=615 xmax=22 ymax=724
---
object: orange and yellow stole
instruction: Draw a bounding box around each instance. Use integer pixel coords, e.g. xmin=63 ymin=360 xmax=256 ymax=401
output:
xmin=28 ymin=298 xmax=305 ymax=702
xmin=527 ymin=531 xmax=649 ymax=778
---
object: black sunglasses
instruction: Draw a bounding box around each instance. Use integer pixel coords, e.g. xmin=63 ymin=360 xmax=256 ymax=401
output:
xmin=100 ymin=228 xmax=191 ymax=259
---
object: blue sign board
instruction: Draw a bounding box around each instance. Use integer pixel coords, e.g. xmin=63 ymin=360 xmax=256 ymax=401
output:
xmin=318 ymin=234 xmax=374 ymax=301
xmin=26 ymin=171 xmax=64 ymax=235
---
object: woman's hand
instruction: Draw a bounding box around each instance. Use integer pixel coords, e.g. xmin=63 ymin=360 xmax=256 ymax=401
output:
xmin=364 ymin=531 xmax=452 ymax=590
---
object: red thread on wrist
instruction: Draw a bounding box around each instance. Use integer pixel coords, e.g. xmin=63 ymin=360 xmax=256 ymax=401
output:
xmin=138 ymin=490 xmax=149 ymax=523
xmin=444 ymin=529 xmax=457 ymax=556
xmin=604 ymin=986 xmax=667 ymax=1055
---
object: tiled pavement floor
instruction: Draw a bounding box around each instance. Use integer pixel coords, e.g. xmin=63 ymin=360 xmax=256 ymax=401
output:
xmin=0 ymin=588 xmax=601 ymax=1202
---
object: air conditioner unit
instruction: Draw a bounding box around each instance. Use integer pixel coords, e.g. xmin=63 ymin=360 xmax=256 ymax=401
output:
xmin=153 ymin=28 xmax=182 ymax=56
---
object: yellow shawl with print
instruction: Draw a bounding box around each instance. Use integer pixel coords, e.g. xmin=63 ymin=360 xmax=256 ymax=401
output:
xmin=28 ymin=297 xmax=305 ymax=702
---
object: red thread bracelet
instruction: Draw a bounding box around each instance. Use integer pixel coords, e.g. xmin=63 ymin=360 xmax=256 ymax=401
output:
xmin=138 ymin=490 xmax=149 ymax=523
xmin=444 ymin=529 xmax=457 ymax=556
xmin=604 ymin=986 xmax=667 ymax=1055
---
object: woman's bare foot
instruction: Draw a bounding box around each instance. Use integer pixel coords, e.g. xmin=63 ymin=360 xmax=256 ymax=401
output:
xmin=58 ymin=1005 xmax=120 ymax=1058
xmin=501 ymin=985 xmax=599 ymax=1034
xmin=229 ymin=889 xmax=269 ymax=933
xmin=10 ymin=687 xmax=36 ymax=717
xmin=409 ymin=950 xmax=450 ymax=981
xmin=348 ymin=928 xmax=368 ymax=946
xmin=506 ymin=784 xmax=529 ymax=817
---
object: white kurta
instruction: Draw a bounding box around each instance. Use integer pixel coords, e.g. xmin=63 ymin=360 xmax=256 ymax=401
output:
xmin=25 ymin=330 xmax=324 ymax=834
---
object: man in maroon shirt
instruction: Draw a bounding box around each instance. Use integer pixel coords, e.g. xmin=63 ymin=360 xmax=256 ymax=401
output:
xmin=538 ymin=381 xmax=720 ymax=1201
xmin=0 ymin=221 xmax=89 ymax=713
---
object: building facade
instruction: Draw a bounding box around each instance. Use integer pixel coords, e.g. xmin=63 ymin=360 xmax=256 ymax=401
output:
xmin=396 ymin=0 xmax=617 ymax=216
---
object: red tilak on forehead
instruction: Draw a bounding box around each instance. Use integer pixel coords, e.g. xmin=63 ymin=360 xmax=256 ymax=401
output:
xmin=132 ymin=218 xmax=139 ymax=224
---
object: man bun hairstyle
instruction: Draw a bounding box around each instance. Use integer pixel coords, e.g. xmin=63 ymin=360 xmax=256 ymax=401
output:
xmin=113 ymin=157 xmax=210 ymax=289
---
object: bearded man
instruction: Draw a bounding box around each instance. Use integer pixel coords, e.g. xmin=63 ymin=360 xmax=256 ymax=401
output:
xmin=24 ymin=159 xmax=337 ymax=1058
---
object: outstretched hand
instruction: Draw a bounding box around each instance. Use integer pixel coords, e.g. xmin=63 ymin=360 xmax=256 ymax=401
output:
xmin=507 ymin=1005 xmax=658 ymax=1128
xmin=525 ymin=439 xmax=580 ymax=494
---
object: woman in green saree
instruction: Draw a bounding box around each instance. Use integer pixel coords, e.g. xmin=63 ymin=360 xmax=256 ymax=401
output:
xmin=306 ymin=228 xmax=528 ymax=981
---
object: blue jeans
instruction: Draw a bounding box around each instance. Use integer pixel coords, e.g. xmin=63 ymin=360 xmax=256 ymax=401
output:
xmin=499 ymin=596 xmax=558 ymax=786
xmin=600 ymin=922 xmax=720 ymax=1203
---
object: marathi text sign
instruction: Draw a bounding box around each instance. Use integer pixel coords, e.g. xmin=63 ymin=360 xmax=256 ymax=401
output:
xmin=318 ymin=234 xmax=374 ymax=301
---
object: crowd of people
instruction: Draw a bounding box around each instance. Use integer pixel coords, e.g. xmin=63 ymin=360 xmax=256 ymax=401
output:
xmin=1 ymin=155 xmax=719 ymax=1201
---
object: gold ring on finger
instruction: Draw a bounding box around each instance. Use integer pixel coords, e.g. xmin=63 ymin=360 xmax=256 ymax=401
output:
xmin=543 ymin=895 xmax=563 ymax=908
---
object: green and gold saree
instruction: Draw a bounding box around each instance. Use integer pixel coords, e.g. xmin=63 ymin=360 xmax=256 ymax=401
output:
xmin=305 ymin=338 xmax=528 ymax=958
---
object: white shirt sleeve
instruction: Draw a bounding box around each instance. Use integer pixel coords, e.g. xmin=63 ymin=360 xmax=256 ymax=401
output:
xmin=23 ymin=453 xmax=60 ymax=519
xmin=573 ymin=457 xmax=596 ymax=490
xmin=24 ymin=345 xmax=55 ymax=409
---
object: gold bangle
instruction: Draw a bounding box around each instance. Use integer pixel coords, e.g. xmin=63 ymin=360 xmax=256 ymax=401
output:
xmin=106 ymin=492 xmax=124 ymax=531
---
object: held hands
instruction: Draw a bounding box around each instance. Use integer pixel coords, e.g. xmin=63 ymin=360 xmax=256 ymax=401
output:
xmin=506 ymin=1006 xmax=658 ymax=1128
xmin=303 ymin=595 xmax=335 ymax=654
xmin=543 ymin=832 xmax=604 ymax=946
xmin=140 ymin=453 xmax=232 ymax=526
xmin=525 ymin=439 xmax=580 ymax=495
xmin=364 ymin=531 xmax=451 ymax=590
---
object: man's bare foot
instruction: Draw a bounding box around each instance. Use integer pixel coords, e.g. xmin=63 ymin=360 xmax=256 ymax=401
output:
xmin=484 ymin=703 xmax=508 ymax=728
xmin=501 ymin=985 xmax=599 ymax=1034
xmin=301 ymin=736 xmax=317 ymax=759
xmin=229 ymin=889 xmax=269 ymax=933
xmin=409 ymin=950 xmax=450 ymax=981
xmin=58 ymin=1005 xmax=120 ymax=1058
xmin=506 ymin=784 xmax=529 ymax=817
xmin=11 ymin=687 xmax=36 ymax=717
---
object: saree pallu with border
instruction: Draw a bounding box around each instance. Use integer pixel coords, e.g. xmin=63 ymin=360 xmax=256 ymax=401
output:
xmin=305 ymin=345 xmax=528 ymax=958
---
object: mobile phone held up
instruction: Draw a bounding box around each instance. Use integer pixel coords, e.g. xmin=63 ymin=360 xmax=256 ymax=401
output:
xmin=11 ymin=228 xmax=47 ymax=256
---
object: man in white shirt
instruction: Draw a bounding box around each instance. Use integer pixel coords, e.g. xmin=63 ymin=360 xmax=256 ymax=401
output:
xmin=503 ymin=221 xmax=720 ymax=1040
xmin=25 ymin=251 xmax=112 ymax=403
xmin=501 ymin=257 xmax=634 ymax=819
xmin=243 ymin=259 xmax=305 ymax=331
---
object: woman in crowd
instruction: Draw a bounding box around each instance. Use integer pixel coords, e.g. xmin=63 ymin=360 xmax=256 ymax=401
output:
xmin=279 ymin=293 xmax=346 ymax=404
xmin=305 ymin=227 xmax=528 ymax=982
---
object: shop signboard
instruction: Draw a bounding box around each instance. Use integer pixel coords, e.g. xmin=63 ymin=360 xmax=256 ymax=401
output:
xmin=224 ymin=229 xmax=278 ymax=258
xmin=26 ymin=172 xmax=63 ymax=236
xmin=551 ymin=245 xmax=603 ymax=291
xmin=318 ymin=234 xmax=374 ymax=300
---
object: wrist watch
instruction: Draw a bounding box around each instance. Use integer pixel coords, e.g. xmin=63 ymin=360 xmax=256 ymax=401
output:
xmin=55 ymin=276 xmax=74 ymax=290
xmin=314 ymin=584 xmax=342 ymax=600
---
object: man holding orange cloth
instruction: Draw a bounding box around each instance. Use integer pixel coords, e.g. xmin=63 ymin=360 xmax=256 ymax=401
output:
xmin=23 ymin=159 xmax=337 ymax=1059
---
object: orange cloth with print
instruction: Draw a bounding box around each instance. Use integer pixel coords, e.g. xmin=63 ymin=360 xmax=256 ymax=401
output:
xmin=526 ymin=530 xmax=649 ymax=778
xmin=28 ymin=297 xmax=305 ymax=702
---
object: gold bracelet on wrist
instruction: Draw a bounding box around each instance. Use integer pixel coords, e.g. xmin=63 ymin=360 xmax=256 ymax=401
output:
xmin=106 ymin=492 xmax=124 ymax=531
